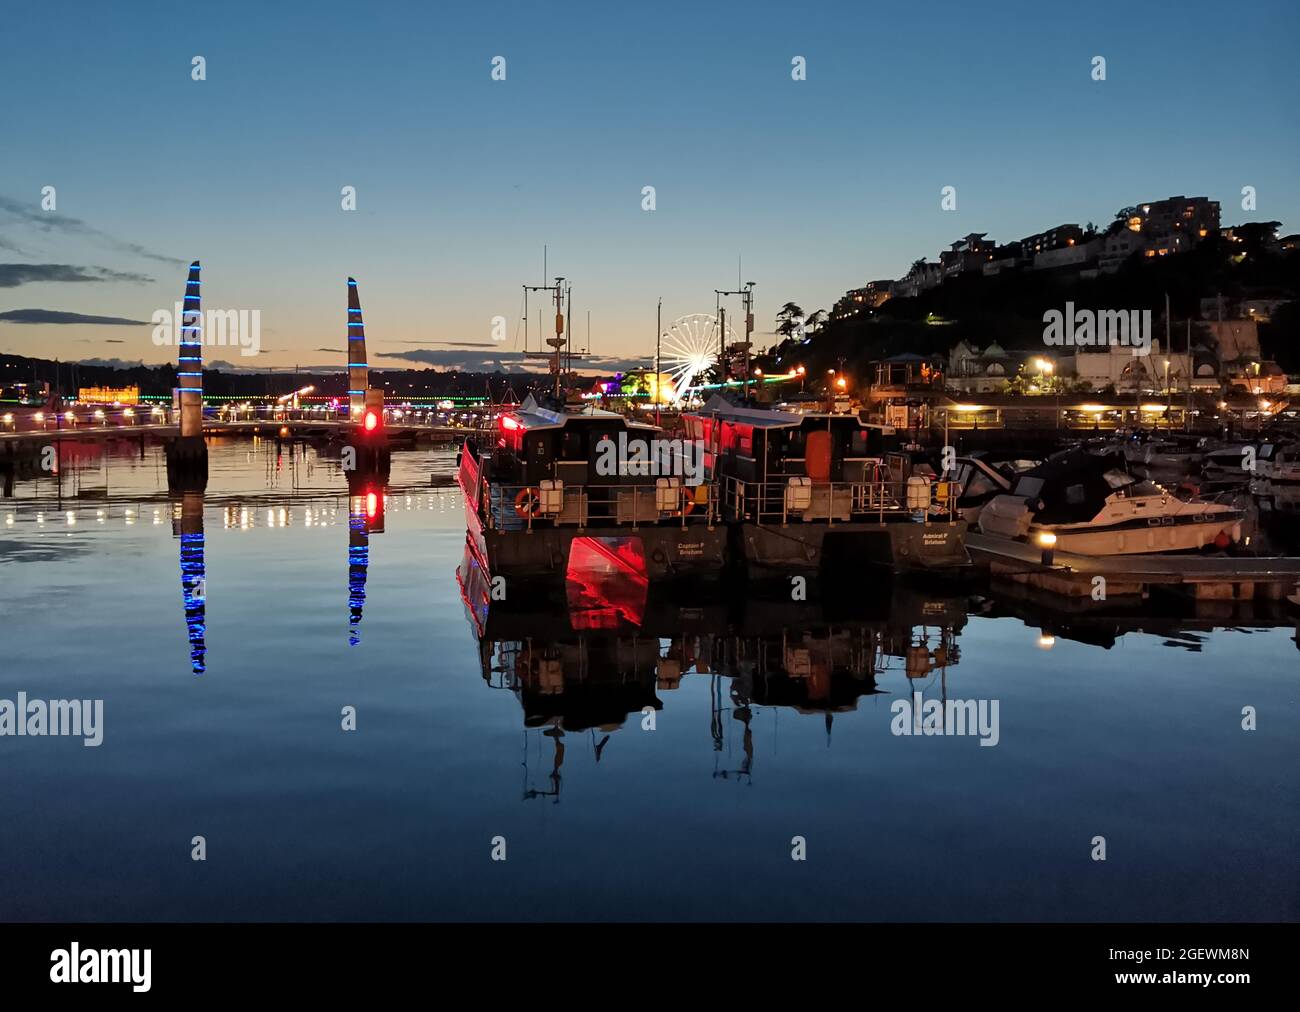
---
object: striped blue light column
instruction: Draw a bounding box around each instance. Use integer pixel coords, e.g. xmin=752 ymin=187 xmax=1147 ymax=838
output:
xmin=347 ymin=277 xmax=368 ymax=419
xmin=178 ymin=261 xmax=203 ymax=437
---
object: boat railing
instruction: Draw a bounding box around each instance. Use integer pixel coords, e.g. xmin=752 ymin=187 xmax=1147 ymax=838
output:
xmin=720 ymin=475 xmax=958 ymax=526
xmin=482 ymin=480 xmax=717 ymax=532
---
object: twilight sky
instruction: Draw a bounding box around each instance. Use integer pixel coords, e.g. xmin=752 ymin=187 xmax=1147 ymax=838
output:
xmin=2 ymin=0 xmax=1296 ymax=373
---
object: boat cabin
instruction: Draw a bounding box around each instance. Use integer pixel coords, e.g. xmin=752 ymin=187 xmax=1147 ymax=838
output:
xmin=490 ymin=394 xmax=663 ymax=488
xmin=1005 ymin=449 xmax=1145 ymax=523
xmin=682 ymin=395 xmax=895 ymax=485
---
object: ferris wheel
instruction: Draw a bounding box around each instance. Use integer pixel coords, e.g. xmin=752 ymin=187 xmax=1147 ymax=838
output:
xmin=659 ymin=313 xmax=733 ymax=406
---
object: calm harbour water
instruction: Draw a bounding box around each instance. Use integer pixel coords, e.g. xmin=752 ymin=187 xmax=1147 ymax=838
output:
xmin=1 ymin=438 xmax=1296 ymax=922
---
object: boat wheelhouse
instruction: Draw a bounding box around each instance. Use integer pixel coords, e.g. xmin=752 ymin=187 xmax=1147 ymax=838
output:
xmin=978 ymin=448 xmax=1244 ymax=555
xmin=458 ymin=393 xmax=726 ymax=592
xmin=681 ymin=395 xmax=969 ymax=577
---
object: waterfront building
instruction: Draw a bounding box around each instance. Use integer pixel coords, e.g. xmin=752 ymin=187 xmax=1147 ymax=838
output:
xmin=947 ymin=341 xmax=1034 ymax=393
xmin=77 ymin=385 xmax=140 ymax=404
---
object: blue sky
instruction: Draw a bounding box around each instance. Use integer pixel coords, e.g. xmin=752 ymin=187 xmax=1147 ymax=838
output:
xmin=2 ymin=0 xmax=1297 ymax=372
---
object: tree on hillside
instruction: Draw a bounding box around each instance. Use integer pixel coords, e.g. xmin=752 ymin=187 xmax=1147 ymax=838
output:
xmin=775 ymin=302 xmax=804 ymax=341
xmin=804 ymin=309 xmax=825 ymax=334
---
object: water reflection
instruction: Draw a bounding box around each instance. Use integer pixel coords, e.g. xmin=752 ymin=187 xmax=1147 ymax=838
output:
xmin=347 ymin=482 xmax=386 ymax=646
xmin=172 ymin=489 xmax=207 ymax=675
xmin=460 ymin=545 xmax=972 ymax=797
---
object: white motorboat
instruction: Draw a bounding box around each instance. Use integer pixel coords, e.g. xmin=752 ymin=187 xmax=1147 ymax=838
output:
xmin=1257 ymin=443 xmax=1300 ymax=484
xmin=978 ymin=449 xmax=1244 ymax=555
xmin=1119 ymin=434 xmax=1201 ymax=475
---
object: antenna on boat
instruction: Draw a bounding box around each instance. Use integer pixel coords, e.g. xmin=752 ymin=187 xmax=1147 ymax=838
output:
xmin=716 ymin=280 xmax=756 ymax=401
xmin=523 ymin=272 xmax=581 ymax=400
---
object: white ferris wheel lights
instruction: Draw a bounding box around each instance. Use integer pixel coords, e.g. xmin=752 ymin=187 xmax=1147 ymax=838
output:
xmin=660 ymin=313 xmax=734 ymax=406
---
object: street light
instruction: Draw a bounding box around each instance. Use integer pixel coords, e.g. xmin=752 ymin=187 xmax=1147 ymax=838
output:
xmin=1036 ymin=530 xmax=1057 ymax=567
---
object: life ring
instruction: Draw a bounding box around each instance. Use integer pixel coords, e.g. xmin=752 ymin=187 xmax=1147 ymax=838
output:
xmin=514 ymin=487 xmax=541 ymax=517
xmin=675 ymin=486 xmax=698 ymax=517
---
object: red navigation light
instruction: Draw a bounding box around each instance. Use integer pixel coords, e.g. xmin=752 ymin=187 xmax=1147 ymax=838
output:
xmin=364 ymin=410 xmax=379 ymax=432
xmin=501 ymin=416 xmax=520 ymax=430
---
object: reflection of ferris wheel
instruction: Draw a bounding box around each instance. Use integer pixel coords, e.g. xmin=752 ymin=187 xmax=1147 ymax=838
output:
xmin=660 ymin=314 xmax=734 ymax=406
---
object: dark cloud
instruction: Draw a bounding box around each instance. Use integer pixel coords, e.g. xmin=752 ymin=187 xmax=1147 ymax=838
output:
xmin=381 ymin=340 xmax=502 ymax=348
xmin=378 ymin=348 xmax=646 ymax=375
xmin=0 ymin=309 xmax=151 ymax=326
xmin=0 ymin=195 xmax=184 ymax=266
xmin=0 ymin=263 xmax=154 ymax=288
xmin=74 ymin=357 xmax=148 ymax=368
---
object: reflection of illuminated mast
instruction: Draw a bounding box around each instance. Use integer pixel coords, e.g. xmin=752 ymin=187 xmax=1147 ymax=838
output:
xmin=347 ymin=487 xmax=384 ymax=646
xmin=174 ymin=490 xmax=206 ymax=675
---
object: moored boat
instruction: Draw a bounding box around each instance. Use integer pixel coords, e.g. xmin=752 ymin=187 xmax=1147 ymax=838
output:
xmin=978 ymin=448 xmax=1244 ymax=555
xmin=458 ymin=392 xmax=727 ymax=595
xmin=681 ymin=395 xmax=969 ymax=578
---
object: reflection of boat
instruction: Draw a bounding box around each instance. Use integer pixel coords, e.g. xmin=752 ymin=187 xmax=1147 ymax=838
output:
xmin=459 ymin=544 xmax=968 ymax=748
xmin=979 ymin=449 xmax=1244 ymax=555
xmin=980 ymin=584 xmax=1300 ymax=650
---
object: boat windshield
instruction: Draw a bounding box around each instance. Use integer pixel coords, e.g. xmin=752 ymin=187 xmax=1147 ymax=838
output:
xmin=1013 ymin=476 xmax=1044 ymax=498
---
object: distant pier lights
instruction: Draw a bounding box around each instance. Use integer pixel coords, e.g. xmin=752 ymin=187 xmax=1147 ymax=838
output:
xmin=165 ymin=261 xmax=209 ymax=490
xmin=345 ymin=278 xmax=390 ymax=475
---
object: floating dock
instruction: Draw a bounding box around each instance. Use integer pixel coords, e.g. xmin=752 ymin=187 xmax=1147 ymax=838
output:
xmin=967 ymin=531 xmax=1300 ymax=601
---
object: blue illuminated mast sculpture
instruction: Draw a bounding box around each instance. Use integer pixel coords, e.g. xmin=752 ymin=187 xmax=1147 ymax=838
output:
xmin=165 ymin=260 xmax=208 ymax=489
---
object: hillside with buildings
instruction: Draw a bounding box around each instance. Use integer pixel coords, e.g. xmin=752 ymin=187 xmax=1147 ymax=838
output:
xmin=765 ymin=197 xmax=1299 ymax=401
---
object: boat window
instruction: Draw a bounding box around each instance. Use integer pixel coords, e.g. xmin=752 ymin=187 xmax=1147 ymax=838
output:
xmin=1014 ymin=476 xmax=1044 ymax=498
xmin=1065 ymin=483 xmax=1085 ymax=505
xmin=967 ymin=471 xmax=998 ymax=497
xmin=1102 ymin=469 xmax=1133 ymax=489
xmin=562 ymin=430 xmax=584 ymax=459
xmin=1127 ymin=480 xmax=1163 ymax=496
xmin=849 ymin=430 xmax=872 ymax=456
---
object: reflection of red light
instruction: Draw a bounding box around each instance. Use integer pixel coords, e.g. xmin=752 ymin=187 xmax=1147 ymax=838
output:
xmin=566 ymin=537 xmax=648 ymax=629
xmin=364 ymin=411 xmax=378 ymax=432
xmin=501 ymin=416 xmax=519 ymax=430
xmin=366 ymin=492 xmax=378 ymax=518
